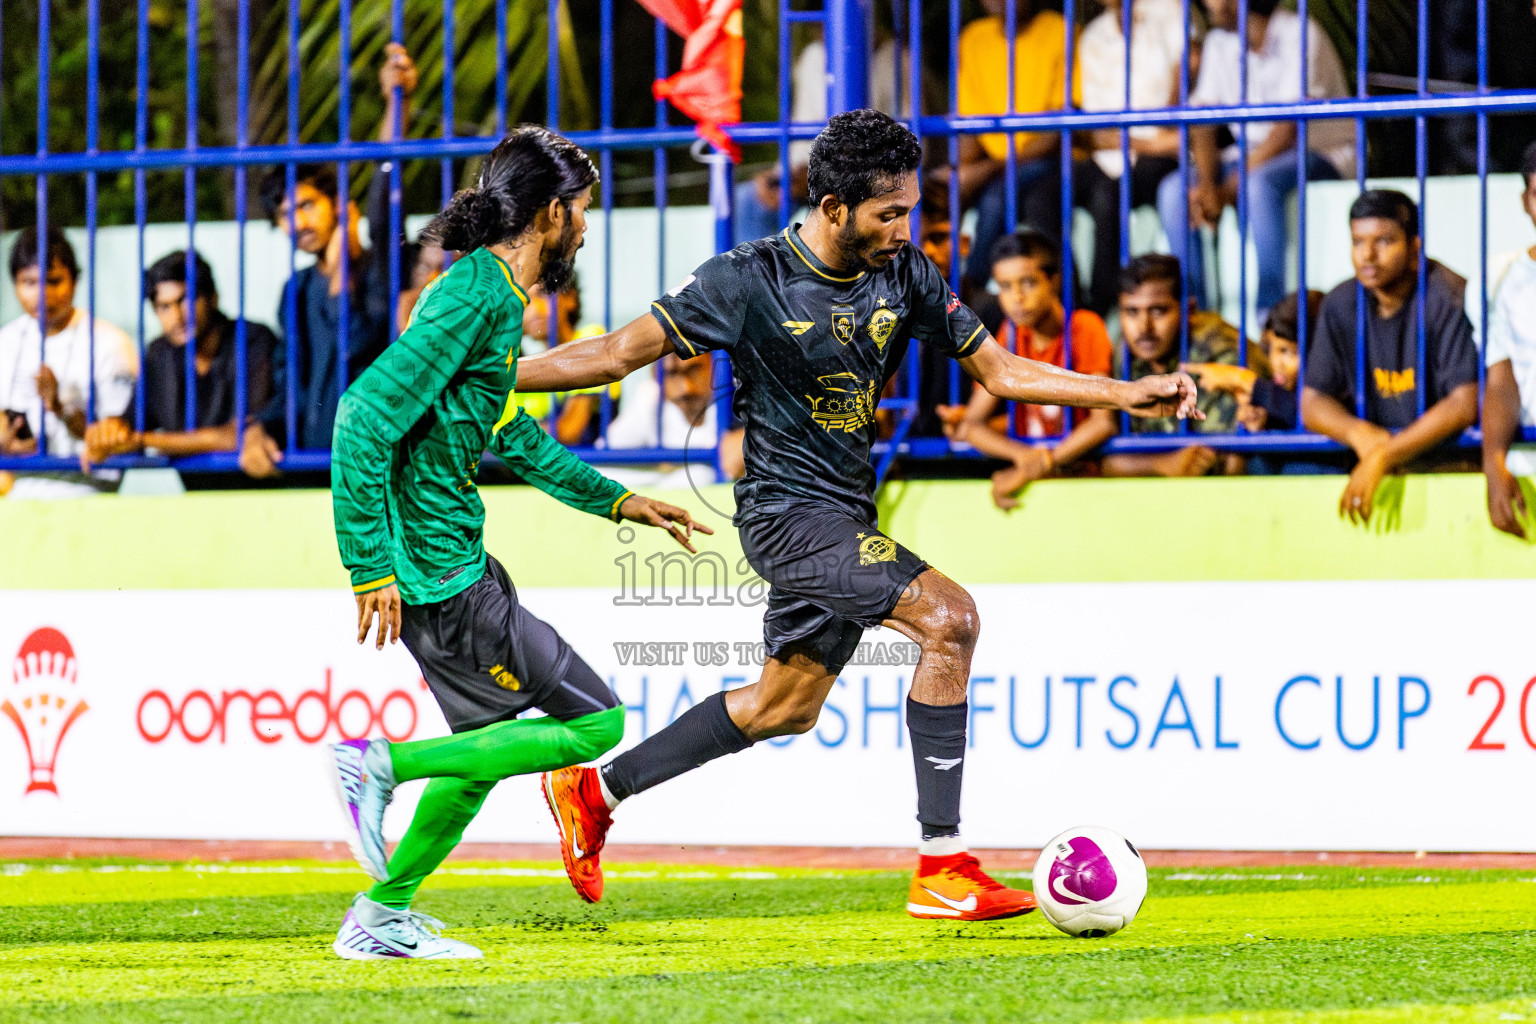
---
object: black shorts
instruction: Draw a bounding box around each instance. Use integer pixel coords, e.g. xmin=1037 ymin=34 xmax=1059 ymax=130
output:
xmin=400 ymin=554 xmax=618 ymax=733
xmin=738 ymin=504 xmax=928 ymax=675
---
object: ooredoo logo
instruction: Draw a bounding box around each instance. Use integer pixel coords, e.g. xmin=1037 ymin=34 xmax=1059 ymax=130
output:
xmin=2 ymin=627 xmax=89 ymax=796
xmin=136 ymin=669 xmax=419 ymax=745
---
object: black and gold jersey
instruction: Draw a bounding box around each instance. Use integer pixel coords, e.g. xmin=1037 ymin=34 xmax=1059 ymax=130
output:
xmin=649 ymin=226 xmax=986 ymax=524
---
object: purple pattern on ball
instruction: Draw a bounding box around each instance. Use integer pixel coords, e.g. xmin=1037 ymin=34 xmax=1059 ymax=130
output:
xmin=1047 ymin=836 xmax=1119 ymax=906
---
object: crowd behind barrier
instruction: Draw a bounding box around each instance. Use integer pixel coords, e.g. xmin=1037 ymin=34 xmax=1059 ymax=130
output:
xmin=3 ymin=0 xmax=1536 ymax=537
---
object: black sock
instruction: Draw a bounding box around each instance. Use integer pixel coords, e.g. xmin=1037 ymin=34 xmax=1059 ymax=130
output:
xmin=907 ymin=696 xmax=967 ymax=840
xmin=601 ymin=691 xmax=753 ymax=801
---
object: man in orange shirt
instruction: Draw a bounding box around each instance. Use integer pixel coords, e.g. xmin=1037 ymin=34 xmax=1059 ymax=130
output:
xmin=938 ymin=231 xmax=1116 ymax=508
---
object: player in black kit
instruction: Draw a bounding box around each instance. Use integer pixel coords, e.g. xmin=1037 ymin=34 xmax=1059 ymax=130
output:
xmin=520 ymin=110 xmax=1200 ymax=918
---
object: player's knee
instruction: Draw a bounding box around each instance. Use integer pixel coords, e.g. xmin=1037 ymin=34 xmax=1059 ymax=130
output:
xmin=921 ymin=589 xmax=980 ymax=654
xmin=567 ymin=705 xmax=626 ymax=761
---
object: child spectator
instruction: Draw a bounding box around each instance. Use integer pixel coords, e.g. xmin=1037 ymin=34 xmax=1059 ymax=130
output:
xmin=936 ymin=231 xmax=1116 ymax=508
xmin=79 ymin=250 xmax=278 ymax=471
xmin=0 ymin=227 xmax=137 ymax=477
xmin=1480 ymin=141 xmax=1536 ymax=537
xmin=242 ymin=45 xmax=417 ymax=476
xmin=1102 ymin=253 xmax=1255 ymax=477
xmin=1302 ymin=189 xmax=1479 ymax=524
xmin=1186 ymin=288 xmax=1320 ymax=434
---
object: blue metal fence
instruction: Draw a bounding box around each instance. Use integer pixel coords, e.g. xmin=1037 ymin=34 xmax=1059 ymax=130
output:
xmin=2 ymin=0 xmax=1535 ymax=479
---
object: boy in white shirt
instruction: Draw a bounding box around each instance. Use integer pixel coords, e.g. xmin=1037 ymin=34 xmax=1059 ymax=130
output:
xmin=1482 ymin=141 xmax=1536 ymax=538
xmin=0 ymin=227 xmax=137 ymax=489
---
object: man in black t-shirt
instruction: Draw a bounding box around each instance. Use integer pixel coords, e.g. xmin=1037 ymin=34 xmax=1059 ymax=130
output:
xmin=80 ymin=250 xmax=277 ymax=472
xmin=1302 ymin=189 xmax=1479 ymax=523
xmin=518 ymin=111 xmax=1200 ymax=920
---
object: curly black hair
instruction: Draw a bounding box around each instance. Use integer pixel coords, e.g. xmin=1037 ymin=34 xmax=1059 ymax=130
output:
xmin=422 ymin=125 xmax=598 ymax=253
xmin=807 ymin=109 xmax=922 ymax=214
xmin=142 ymin=249 xmax=218 ymax=304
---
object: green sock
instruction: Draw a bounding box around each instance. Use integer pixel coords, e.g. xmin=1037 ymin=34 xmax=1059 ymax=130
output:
xmin=388 ymin=704 xmax=625 ymax=783
xmin=368 ymin=777 xmax=491 ymax=908
xmin=367 ymin=705 xmax=626 ymax=909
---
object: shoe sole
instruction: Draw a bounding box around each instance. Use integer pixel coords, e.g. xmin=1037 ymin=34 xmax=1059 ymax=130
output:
xmin=327 ymin=745 xmax=387 ymax=883
xmin=541 ymin=771 xmax=601 ymax=905
xmin=905 ymin=901 xmax=1037 ymax=921
xmin=331 ymin=939 xmax=484 ymax=961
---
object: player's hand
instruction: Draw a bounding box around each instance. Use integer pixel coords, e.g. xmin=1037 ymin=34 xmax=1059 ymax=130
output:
xmin=1123 ymin=372 xmax=1203 ymax=421
xmin=1485 ymin=463 xmax=1529 ymax=539
xmin=379 ymin=42 xmax=418 ymax=98
xmin=79 ymin=417 xmax=142 ymax=473
xmin=618 ymin=494 xmax=714 ymax=554
xmin=1340 ymin=449 xmax=1388 ymax=525
xmin=356 ymin=583 xmax=402 ymax=650
xmin=239 ymin=423 xmax=284 ymax=478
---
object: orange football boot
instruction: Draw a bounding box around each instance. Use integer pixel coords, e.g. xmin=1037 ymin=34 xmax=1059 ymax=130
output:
xmin=906 ymin=852 xmax=1036 ymax=920
xmin=541 ymin=765 xmax=612 ymax=903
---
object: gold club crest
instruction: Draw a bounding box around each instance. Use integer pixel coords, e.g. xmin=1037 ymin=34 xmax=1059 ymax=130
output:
xmin=867 ymin=306 xmax=898 ymax=351
xmin=831 ymin=305 xmax=856 ymax=345
xmin=856 ymin=531 xmax=897 ymax=565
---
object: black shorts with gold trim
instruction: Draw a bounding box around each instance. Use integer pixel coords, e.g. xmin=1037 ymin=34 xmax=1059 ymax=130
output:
xmin=400 ymin=554 xmax=618 ymax=732
xmin=738 ymin=503 xmax=928 ymax=675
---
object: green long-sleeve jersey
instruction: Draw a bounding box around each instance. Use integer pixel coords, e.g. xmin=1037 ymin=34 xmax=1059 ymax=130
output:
xmin=331 ymin=247 xmax=632 ymax=605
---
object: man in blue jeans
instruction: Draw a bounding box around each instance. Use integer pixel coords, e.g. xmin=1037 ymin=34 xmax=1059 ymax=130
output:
xmin=1157 ymin=0 xmax=1354 ymax=321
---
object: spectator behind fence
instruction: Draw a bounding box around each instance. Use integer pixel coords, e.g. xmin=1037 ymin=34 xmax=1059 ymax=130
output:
xmin=79 ymin=250 xmax=278 ymax=472
xmin=1103 ymin=253 xmax=1257 ymax=477
xmin=1480 ymin=142 xmax=1536 ymax=538
xmin=242 ymin=45 xmax=417 ymax=476
xmin=516 ymin=275 xmax=618 ymax=446
xmin=604 ymin=352 xmax=746 ymax=486
xmin=1302 ymin=189 xmax=1479 ymax=524
xmin=936 ymin=231 xmax=1116 ymax=507
xmin=0 ymin=227 xmax=137 ymax=494
xmin=914 ymin=181 xmax=978 ymax=436
xmin=1077 ymin=0 xmax=1197 ymax=252
xmin=954 ymin=0 xmax=1121 ymax=315
xmin=1158 ymin=0 xmax=1353 ymax=321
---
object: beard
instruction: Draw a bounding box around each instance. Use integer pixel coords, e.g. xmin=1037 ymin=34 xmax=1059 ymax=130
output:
xmin=537 ymin=216 xmax=581 ymax=294
xmin=833 ymin=218 xmax=903 ymax=272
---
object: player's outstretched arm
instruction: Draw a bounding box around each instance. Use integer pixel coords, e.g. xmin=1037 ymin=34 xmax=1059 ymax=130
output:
xmin=959 ymin=336 xmax=1204 ymax=421
xmin=515 ymin=311 xmax=672 ymax=392
xmin=486 ymin=407 xmax=711 ymax=552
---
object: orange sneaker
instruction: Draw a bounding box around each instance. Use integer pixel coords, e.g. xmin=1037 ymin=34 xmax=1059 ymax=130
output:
xmin=541 ymin=765 xmax=612 ymax=903
xmin=906 ymin=852 xmax=1036 ymax=921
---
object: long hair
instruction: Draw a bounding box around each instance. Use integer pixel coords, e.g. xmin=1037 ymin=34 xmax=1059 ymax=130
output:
xmin=423 ymin=126 xmax=598 ymax=253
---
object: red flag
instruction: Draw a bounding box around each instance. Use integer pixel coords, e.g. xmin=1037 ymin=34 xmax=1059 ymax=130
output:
xmin=635 ymin=0 xmax=743 ymax=160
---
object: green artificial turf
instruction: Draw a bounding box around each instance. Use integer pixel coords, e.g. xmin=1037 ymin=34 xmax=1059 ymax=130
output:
xmin=1 ymin=861 xmax=1532 ymax=1023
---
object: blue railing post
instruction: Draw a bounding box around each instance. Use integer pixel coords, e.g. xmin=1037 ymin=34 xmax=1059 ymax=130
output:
xmin=825 ymin=0 xmax=869 ymax=114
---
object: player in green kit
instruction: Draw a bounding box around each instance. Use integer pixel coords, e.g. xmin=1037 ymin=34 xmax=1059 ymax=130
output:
xmin=323 ymin=126 xmax=709 ymax=960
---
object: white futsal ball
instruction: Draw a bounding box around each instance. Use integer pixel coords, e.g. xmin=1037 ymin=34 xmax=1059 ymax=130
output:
xmin=1032 ymin=825 xmax=1148 ymax=937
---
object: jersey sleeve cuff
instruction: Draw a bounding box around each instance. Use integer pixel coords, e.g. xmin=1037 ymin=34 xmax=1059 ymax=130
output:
xmin=956 ymin=324 xmax=986 ymax=358
xmin=608 ymin=490 xmax=634 ymax=522
xmin=649 ymin=302 xmax=702 ymax=359
xmin=351 ymin=573 xmax=397 ymax=594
